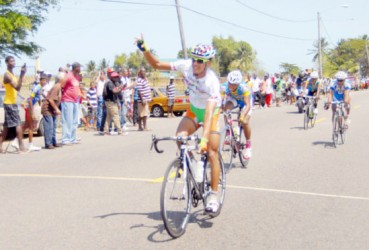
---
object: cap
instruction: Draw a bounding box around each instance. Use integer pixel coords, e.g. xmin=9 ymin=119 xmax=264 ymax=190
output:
xmin=170 ymin=75 xmax=174 ymax=80
xmin=110 ymin=72 xmax=119 ymax=78
xmin=106 ymin=68 xmax=114 ymax=74
xmin=40 ymin=73 xmax=48 ymax=79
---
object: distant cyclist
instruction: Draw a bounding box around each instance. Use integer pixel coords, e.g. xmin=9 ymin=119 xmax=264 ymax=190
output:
xmin=221 ymin=70 xmax=252 ymax=159
xmin=325 ymin=71 xmax=351 ymax=127
xmin=303 ymin=71 xmax=321 ymax=114
xmin=135 ymin=35 xmax=222 ymax=214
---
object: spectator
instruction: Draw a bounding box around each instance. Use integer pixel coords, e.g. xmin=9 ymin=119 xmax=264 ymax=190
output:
xmin=250 ymin=73 xmax=261 ymax=108
xmin=96 ymin=71 xmax=106 ymax=129
xmin=42 ymin=72 xmax=64 ymax=149
xmin=132 ymin=82 xmax=139 ymax=127
xmin=103 ymin=71 xmax=125 ymax=135
xmin=0 ymin=56 xmax=27 ymax=153
xmin=78 ymin=82 xmax=89 ymax=130
xmin=86 ymin=81 xmax=98 ymax=129
xmin=265 ymin=74 xmax=273 ymax=107
xmin=61 ymin=62 xmax=81 ymax=145
xmin=259 ymin=74 xmax=267 ymax=108
xmin=121 ymin=68 xmax=135 ymax=130
xmin=16 ymin=73 xmax=49 ymax=151
xmin=166 ymin=75 xmax=176 ymax=117
xmin=136 ymin=67 xmax=152 ymax=131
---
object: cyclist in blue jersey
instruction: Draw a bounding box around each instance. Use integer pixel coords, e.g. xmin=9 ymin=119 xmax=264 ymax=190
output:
xmin=303 ymin=71 xmax=321 ymax=114
xmin=325 ymin=71 xmax=351 ymax=127
xmin=221 ymin=70 xmax=252 ymax=159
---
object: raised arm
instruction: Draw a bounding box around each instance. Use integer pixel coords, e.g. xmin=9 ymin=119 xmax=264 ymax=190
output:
xmin=136 ymin=35 xmax=172 ymax=71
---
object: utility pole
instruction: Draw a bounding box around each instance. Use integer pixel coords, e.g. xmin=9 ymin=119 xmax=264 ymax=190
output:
xmin=175 ymin=0 xmax=187 ymax=59
xmin=365 ymin=41 xmax=369 ymax=75
xmin=317 ymin=12 xmax=323 ymax=78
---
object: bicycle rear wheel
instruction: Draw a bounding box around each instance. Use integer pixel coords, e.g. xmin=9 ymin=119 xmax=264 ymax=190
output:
xmin=311 ymin=112 xmax=317 ymax=127
xmin=220 ymin=127 xmax=234 ymax=172
xmin=332 ymin=116 xmax=339 ymax=148
xmin=238 ymin=126 xmax=249 ymax=168
xmin=160 ymin=158 xmax=191 ymax=238
xmin=204 ymin=155 xmax=226 ymax=218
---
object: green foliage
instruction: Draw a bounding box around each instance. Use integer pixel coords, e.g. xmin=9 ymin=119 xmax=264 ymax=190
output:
xmin=212 ymin=36 xmax=256 ymax=76
xmin=177 ymin=48 xmax=192 ymax=59
xmin=86 ymin=60 xmax=96 ymax=75
xmin=99 ymin=58 xmax=109 ymax=71
xmin=114 ymin=53 xmax=128 ymax=71
xmin=279 ymin=62 xmax=300 ymax=75
xmin=0 ymin=0 xmax=59 ymax=58
xmin=126 ymin=50 xmax=150 ymax=73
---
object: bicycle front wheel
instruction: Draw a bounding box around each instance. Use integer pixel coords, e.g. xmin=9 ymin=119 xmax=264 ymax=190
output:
xmin=238 ymin=126 xmax=249 ymax=168
xmin=220 ymin=127 xmax=234 ymax=172
xmin=340 ymin=116 xmax=346 ymax=145
xmin=160 ymin=158 xmax=191 ymax=238
xmin=304 ymin=107 xmax=309 ymax=130
xmin=332 ymin=116 xmax=339 ymax=148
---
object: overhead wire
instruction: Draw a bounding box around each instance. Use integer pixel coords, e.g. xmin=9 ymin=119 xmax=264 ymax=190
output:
xmin=235 ymin=0 xmax=316 ymax=23
xmin=320 ymin=17 xmax=335 ymax=46
xmin=100 ymin=0 xmax=314 ymax=41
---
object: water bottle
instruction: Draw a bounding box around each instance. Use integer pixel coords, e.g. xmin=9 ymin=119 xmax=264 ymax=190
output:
xmin=233 ymin=125 xmax=239 ymax=141
xmin=194 ymin=160 xmax=204 ymax=183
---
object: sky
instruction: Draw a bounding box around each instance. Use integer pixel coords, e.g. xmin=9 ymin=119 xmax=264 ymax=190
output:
xmin=1 ymin=0 xmax=368 ymax=75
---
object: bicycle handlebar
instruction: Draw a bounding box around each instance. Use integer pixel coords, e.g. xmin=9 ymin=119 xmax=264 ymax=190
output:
xmin=150 ymin=134 xmax=200 ymax=154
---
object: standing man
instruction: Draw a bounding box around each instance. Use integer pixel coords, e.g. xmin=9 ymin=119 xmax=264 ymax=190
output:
xmin=136 ymin=67 xmax=152 ymax=131
xmin=250 ymin=73 xmax=261 ymax=108
xmin=42 ymin=72 xmax=64 ymax=149
xmin=166 ymin=75 xmax=176 ymax=118
xmin=61 ymin=62 xmax=81 ymax=145
xmin=96 ymin=71 xmax=106 ymax=130
xmin=103 ymin=72 xmax=124 ymax=135
xmin=0 ymin=56 xmax=27 ymax=153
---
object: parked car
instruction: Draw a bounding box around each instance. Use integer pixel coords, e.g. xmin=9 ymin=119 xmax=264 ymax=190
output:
xmin=149 ymin=87 xmax=190 ymax=117
xmin=0 ymin=88 xmax=44 ymax=136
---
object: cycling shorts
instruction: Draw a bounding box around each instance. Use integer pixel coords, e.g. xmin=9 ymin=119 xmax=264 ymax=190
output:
xmin=185 ymin=104 xmax=220 ymax=132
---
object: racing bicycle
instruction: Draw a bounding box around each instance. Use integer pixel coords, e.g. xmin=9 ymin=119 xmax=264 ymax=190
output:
xmin=304 ymin=96 xmax=317 ymax=129
xmin=151 ymin=135 xmax=226 ymax=238
xmin=332 ymin=102 xmax=347 ymax=147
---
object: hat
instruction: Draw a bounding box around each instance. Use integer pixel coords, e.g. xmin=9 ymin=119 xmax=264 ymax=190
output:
xmin=106 ymin=68 xmax=114 ymax=74
xmin=72 ymin=62 xmax=82 ymax=69
xmin=110 ymin=72 xmax=119 ymax=78
xmin=170 ymin=75 xmax=174 ymax=80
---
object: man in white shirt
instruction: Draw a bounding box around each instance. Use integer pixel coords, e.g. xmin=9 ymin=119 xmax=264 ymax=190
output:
xmin=96 ymin=71 xmax=106 ymax=129
xmin=250 ymin=73 xmax=261 ymax=108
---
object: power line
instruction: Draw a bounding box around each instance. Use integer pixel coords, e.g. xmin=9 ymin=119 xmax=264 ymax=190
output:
xmin=235 ymin=0 xmax=315 ymax=23
xmin=320 ymin=17 xmax=335 ymax=45
xmin=100 ymin=0 xmax=314 ymax=41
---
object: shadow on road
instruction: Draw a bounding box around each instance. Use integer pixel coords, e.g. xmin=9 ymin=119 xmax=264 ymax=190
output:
xmin=94 ymin=209 xmax=215 ymax=242
xmin=312 ymin=141 xmax=335 ymax=148
xmin=289 ymin=126 xmax=305 ymax=130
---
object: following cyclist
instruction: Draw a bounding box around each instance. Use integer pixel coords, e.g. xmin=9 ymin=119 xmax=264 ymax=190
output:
xmin=135 ymin=35 xmax=222 ymax=214
xmin=221 ymin=70 xmax=252 ymax=159
xmin=302 ymin=71 xmax=321 ymax=114
xmin=324 ymin=71 xmax=351 ymax=127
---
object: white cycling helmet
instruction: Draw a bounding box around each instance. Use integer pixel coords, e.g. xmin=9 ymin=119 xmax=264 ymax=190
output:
xmin=227 ymin=70 xmax=243 ymax=84
xmin=310 ymin=71 xmax=319 ymax=79
xmin=335 ymin=71 xmax=348 ymax=80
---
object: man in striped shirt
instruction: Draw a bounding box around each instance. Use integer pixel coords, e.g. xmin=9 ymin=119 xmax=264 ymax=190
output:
xmin=166 ymin=75 xmax=176 ymax=118
xmin=86 ymin=81 xmax=98 ymax=129
xmin=136 ymin=67 xmax=152 ymax=131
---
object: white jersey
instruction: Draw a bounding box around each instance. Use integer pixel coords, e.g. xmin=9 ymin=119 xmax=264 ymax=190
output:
xmin=171 ymin=59 xmax=221 ymax=109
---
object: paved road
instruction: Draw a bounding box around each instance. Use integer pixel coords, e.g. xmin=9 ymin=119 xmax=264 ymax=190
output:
xmin=1 ymin=91 xmax=368 ymax=249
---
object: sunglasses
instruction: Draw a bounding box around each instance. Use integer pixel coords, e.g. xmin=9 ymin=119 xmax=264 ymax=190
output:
xmin=192 ymin=58 xmax=209 ymax=64
xmin=338 ymin=79 xmax=345 ymax=82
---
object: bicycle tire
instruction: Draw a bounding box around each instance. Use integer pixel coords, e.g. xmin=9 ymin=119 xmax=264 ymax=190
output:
xmin=340 ymin=116 xmax=346 ymax=145
xmin=220 ymin=127 xmax=234 ymax=172
xmin=204 ymin=155 xmax=226 ymax=218
xmin=160 ymin=158 xmax=191 ymax=238
xmin=304 ymin=107 xmax=309 ymax=130
xmin=311 ymin=110 xmax=317 ymax=127
xmin=238 ymin=125 xmax=249 ymax=168
xmin=332 ymin=115 xmax=339 ymax=148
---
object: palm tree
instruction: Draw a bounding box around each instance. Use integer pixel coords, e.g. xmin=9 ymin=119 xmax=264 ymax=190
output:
xmin=99 ymin=58 xmax=109 ymax=71
xmin=86 ymin=60 xmax=96 ymax=75
xmin=308 ymin=38 xmax=330 ymax=62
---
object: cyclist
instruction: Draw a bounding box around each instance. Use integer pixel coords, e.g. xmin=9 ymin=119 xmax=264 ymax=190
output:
xmin=221 ymin=70 xmax=252 ymax=159
xmin=302 ymin=71 xmax=321 ymax=114
xmin=136 ymin=35 xmax=222 ymax=214
xmin=324 ymin=71 xmax=351 ymax=127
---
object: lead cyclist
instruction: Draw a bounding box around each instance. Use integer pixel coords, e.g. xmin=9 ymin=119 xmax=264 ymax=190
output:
xmin=136 ymin=35 xmax=222 ymax=213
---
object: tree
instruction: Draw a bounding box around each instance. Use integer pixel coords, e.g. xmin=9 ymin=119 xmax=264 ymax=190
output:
xmin=114 ymin=53 xmax=127 ymax=71
xmin=177 ymin=48 xmax=192 ymax=59
xmin=99 ymin=58 xmax=109 ymax=71
xmin=127 ymin=50 xmax=150 ymax=73
xmin=279 ymin=63 xmax=300 ymax=75
xmin=86 ymin=60 xmax=96 ymax=75
xmin=0 ymin=0 xmax=59 ymax=58
xmin=308 ymin=37 xmax=330 ymax=62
